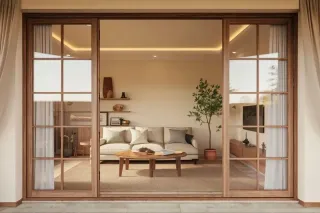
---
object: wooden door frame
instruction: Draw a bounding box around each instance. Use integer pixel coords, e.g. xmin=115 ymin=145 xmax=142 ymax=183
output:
xmin=22 ymin=13 xmax=298 ymax=200
xmin=223 ymin=17 xmax=296 ymax=198
xmin=23 ymin=17 xmax=99 ymax=198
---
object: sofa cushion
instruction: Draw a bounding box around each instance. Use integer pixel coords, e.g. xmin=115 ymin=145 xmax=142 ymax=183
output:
xmin=100 ymin=143 xmax=130 ymax=155
xmin=168 ymin=129 xmax=187 ymax=143
xmin=102 ymin=127 xmax=133 ymax=143
xmin=131 ymin=143 xmax=164 ymax=152
xmin=136 ymin=127 xmax=164 ymax=144
xmin=165 ymin=143 xmax=198 ymax=155
xmin=104 ymin=129 xmax=125 ymax=143
xmin=164 ymin=127 xmax=192 ymax=143
xmin=130 ymin=129 xmax=148 ymax=145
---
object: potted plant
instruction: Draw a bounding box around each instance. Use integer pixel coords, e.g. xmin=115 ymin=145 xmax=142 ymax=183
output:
xmin=188 ymin=78 xmax=222 ymax=160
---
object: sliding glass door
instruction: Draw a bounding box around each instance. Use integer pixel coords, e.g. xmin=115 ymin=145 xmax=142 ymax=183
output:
xmin=24 ymin=15 xmax=295 ymax=199
xmin=223 ymin=19 xmax=294 ymax=197
xmin=26 ymin=19 xmax=99 ymax=197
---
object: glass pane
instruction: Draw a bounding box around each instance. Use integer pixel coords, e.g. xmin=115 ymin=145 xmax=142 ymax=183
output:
xmin=33 ymin=160 xmax=61 ymax=190
xmin=63 ymin=60 xmax=92 ymax=92
xmin=63 ymin=127 xmax=91 ymax=158
xmin=34 ymin=25 xmax=61 ymax=58
xmin=34 ymin=60 xmax=61 ymax=92
xmin=229 ymin=60 xmax=257 ymax=92
xmin=229 ymin=25 xmax=256 ymax=58
xmin=229 ymin=127 xmax=258 ymax=159
xmin=229 ymin=94 xmax=257 ymax=126
xmin=258 ymin=160 xmax=287 ymax=190
xmin=259 ymin=128 xmax=288 ymax=158
xmin=34 ymin=128 xmax=61 ymax=158
xmin=63 ymin=160 xmax=91 ymax=190
xmin=230 ymin=160 xmax=258 ymax=190
xmin=33 ymin=94 xmax=61 ymax=126
xmin=63 ymin=94 xmax=91 ymax=126
xmin=64 ymin=25 xmax=91 ymax=59
xmin=259 ymin=60 xmax=287 ymax=92
xmin=260 ymin=94 xmax=287 ymax=126
xmin=259 ymin=25 xmax=287 ymax=58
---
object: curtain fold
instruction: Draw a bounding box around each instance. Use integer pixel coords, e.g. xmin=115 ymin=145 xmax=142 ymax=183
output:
xmin=299 ymin=0 xmax=320 ymax=130
xmin=33 ymin=25 xmax=55 ymax=190
xmin=264 ymin=25 xmax=287 ymax=190
xmin=0 ymin=0 xmax=16 ymax=79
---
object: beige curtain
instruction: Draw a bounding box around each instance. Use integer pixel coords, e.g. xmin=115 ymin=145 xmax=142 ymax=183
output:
xmin=33 ymin=25 xmax=55 ymax=190
xmin=264 ymin=25 xmax=288 ymax=190
xmin=299 ymin=0 xmax=320 ymax=130
xmin=0 ymin=0 xmax=17 ymax=79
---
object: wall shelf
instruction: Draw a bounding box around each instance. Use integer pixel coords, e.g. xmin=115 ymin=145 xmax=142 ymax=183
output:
xmin=100 ymin=98 xmax=130 ymax=100
xmin=106 ymin=111 xmax=131 ymax=113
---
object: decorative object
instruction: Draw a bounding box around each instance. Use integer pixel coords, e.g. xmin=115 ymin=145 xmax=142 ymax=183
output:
xmin=110 ymin=117 xmax=121 ymax=126
xmin=188 ymin=78 xmax=222 ymax=161
xmin=138 ymin=147 xmax=155 ymax=154
xmin=100 ymin=112 xmax=108 ymax=126
xmin=113 ymin=104 xmax=124 ymax=112
xmin=185 ymin=134 xmax=194 ymax=145
xmin=103 ymin=77 xmax=113 ymax=98
xmin=262 ymin=142 xmax=266 ymax=153
xmin=121 ymin=120 xmax=130 ymax=126
xmin=242 ymin=132 xmax=250 ymax=146
xmin=121 ymin=92 xmax=127 ymax=99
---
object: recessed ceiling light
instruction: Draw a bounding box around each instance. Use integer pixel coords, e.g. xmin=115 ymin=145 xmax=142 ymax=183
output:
xmin=153 ymin=55 xmax=157 ymax=58
xmin=232 ymin=51 xmax=237 ymax=54
xmin=65 ymin=54 xmax=71 ymax=57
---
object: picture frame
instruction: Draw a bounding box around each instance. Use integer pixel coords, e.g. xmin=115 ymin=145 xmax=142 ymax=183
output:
xmin=100 ymin=112 xmax=108 ymax=126
xmin=110 ymin=117 xmax=121 ymax=126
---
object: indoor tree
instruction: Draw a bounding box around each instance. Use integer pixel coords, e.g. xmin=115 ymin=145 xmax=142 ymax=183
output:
xmin=188 ymin=79 xmax=223 ymax=158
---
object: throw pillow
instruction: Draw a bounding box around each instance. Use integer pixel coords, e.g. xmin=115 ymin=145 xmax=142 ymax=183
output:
xmin=168 ymin=129 xmax=187 ymax=143
xmin=105 ymin=130 xmax=125 ymax=143
xmin=185 ymin=134 xmax=194 ymax=145
xmin=100 ymin=138 xmax=106 ymax=146
xmin=130 ymin=129 xmax=149 ymax=145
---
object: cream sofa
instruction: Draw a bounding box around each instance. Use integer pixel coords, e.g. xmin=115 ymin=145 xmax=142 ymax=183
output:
xmin=99 ymin=127 xmax=198 ymax=162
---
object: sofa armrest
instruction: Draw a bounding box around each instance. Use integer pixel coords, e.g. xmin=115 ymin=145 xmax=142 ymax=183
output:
xmin=191 ymin=139 xmax=198 ymax=149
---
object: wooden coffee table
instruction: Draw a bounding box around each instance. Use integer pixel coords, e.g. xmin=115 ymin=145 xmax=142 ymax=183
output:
xmin=116 ymin=150 xmax=187 ymax=177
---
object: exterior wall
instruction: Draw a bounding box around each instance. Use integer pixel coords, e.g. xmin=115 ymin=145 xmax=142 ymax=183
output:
xmin=0 ymin=16 xmax=22 ymax=202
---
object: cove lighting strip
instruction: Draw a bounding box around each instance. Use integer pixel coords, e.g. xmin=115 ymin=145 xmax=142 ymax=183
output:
xmin=52 ymin=25 xmax=249 ymax=52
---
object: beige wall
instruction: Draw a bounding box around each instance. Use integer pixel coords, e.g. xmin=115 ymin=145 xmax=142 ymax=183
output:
xmin=21 ymin=0 xmax=299 ymax=12
xmin=100 ymin=55 xmax=223 ymax=154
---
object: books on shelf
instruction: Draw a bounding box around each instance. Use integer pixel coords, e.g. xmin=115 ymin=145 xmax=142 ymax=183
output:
xmin=155 ymin=149 xmax=183 ymax=156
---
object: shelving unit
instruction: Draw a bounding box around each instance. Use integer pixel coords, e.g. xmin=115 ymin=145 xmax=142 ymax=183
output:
xmin=100 ymin=98 xmax=130 ymax=100
xmin=106 ymin=111 xmax=131 ymax=113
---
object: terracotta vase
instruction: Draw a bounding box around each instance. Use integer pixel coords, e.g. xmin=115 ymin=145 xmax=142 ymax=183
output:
xmin=204 ymin=149 xmax=217 ymax=160
xmin=103 ymin=77 xmax=113 ymax=98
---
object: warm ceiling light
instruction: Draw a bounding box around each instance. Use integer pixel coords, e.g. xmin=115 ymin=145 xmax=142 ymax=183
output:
xmin=232 ymin=51 xmax=237 ymax=54
xmin=52 ymin=25 xmax=249 ymax=52
xmin=153 ymin=55 xmax=157 ymax=58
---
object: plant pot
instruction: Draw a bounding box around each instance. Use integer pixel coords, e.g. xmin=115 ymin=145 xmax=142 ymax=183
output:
xmin=204 ymin=149 xmax=217 ymax=160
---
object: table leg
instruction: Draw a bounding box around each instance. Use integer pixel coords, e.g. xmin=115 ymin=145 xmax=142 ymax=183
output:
xmin=149 ymin=159 xmax=154 ymax=177
xmin=119 ymin=158 xmax=124 ymax=177
xmin=176 ymin=157 xmax=181 ymax=177
xmin=125 ymin=158 xmax=129 ymax=170
xmin=153 ymin=160 xmax=156 ymax=170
